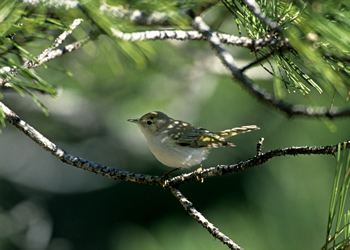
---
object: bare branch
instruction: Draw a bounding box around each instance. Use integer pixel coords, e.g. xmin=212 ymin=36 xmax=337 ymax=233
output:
xmin=27 ymin=37 xmax=90 ymax=68
xmin=168 ymin=142 xmax=350 ymax=186
xmin=110 ymin=28 xmax=288 ymax=50
xmin=2 ymin=100 xmax=349 ymax=250
xmin=23 ymin=18 xmax=84 ymax=68
xmin=2 ymin=100 xmax=350 ymax=188
xmin=0 ymin=101 xmax=160 ymax=186
xmin=170 ymin=186 xmax=242 ymax=250
xmin=192 ymin=16 xmax=350 ymax=119
xmin=37 ymin=19 xmax=84 ymax=61
xmin=215 ymin=32 xmax=287 ymax=50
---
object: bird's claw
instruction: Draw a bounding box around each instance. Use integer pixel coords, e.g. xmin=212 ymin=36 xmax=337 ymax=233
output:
xmin=161 ymin=174 xmax=170 ymax=187
xmin=194 ymin=165 xmax=204 ymax=183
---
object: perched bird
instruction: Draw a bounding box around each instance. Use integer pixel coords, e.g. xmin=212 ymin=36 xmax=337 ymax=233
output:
xmin=128 ymin=111 xmax=260 ymax=179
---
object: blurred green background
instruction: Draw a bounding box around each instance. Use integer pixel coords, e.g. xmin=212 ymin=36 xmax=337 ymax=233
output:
xmin=1 ymin=4 xmax=350 ymax=250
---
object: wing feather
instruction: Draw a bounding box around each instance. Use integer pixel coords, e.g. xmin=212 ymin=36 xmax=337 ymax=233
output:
xmin=164 ymin=120 xmax=259 ymax=148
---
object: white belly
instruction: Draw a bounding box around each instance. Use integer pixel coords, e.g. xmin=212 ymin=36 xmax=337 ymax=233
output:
xmin=146 ymin=135 xmax=209 ymax=168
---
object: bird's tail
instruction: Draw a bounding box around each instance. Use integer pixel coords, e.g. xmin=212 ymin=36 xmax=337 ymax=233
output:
xmin=214 ymin=125 xmax=260 ymax=138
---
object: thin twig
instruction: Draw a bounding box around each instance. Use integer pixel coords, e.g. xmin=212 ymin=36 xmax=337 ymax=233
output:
xmin=0 ymin=37 xmax=89 ymax=86
xmin=169 ymin=186 xmax=242 ymax=250
xmin=26 ymin=37 xmax=90 ymax=68
xmin=34 ymin=18 xmax=84 ymax=65
xmin=192 ymin=16 xmax=350 ymax=119
xmin=241 ymin=50 xmax=277 ymax=72
xmin=330 ymin=89 xmax=336 ymax=113
xmin=0 ymin=19 xmax=89 ymax=86
xmin=256 ymin=137 xmax=264 ymax=156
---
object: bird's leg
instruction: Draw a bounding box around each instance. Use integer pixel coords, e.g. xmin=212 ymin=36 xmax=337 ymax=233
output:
xmin=161 ymin=167 xmax=180 ymax=187
xmin=194 ymin=162 xmax=204 ymax=183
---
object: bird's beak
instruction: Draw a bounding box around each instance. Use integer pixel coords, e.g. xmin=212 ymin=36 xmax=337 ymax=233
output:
xmin=127 ymin=118 xmax=139 ymax=124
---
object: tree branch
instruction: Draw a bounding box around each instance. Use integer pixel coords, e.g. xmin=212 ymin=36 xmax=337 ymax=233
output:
xmin=192 ymin=16 xmax=350 ymax=119
xmin=110 ymin=28 xmax=288 ymax=50
xmin=2 ymin=100 xmax=349 ymax=249
xmin=2 ymin=98 xmax=244 ymax=248
xmin=170 ymin=186 xmax=242 ymax=250
xmin=167 ymin=141 xmax=350 ymax=187
xmin=27 ymin=37 xmax=90 ymax=68
xmin=30 ymin=18 xmax=84 ymax=67
xmin=1 ymin=100 xmax=349 ymax=188
xmin=0 ymin=101 xmax=160 ymax=186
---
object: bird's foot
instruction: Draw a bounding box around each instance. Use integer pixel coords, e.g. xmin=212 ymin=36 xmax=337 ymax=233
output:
xmin=194 ymin=165 xmax=204 ymax=183
xmin=161 ymin=174 xmax=170 ymax=187
xmin=161 ymin=167 xmax=180 ymax=187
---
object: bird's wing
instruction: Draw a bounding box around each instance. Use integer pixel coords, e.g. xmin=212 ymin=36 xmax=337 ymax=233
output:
xmin=170 ymin=126 xmax=235 ymax=148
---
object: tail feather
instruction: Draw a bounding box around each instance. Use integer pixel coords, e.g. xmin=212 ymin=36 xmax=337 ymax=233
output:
xmin=214 ymin=125 xmax=260 ymax=138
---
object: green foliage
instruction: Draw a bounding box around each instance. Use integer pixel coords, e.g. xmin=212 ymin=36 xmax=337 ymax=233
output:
xmin=1 ymin=0 xmax=349 ymax=120
xmin=81 ymin=0 xmax=191 ymax=70
xmin=0 ymin=0 xmax=70 ymax=118
xmin=286 ymin=1 xmax=350 ymax=96
xmin=222 ymin=0 xmax=350 ymax=97
xmin=0 ymin=1 xmax=349 ymax=249
xmin=324 ymin=143 xmax=350 ymax=250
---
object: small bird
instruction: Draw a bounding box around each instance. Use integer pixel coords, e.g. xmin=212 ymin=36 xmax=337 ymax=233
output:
xmin=128 ymin=111 xmax=260 ymax=180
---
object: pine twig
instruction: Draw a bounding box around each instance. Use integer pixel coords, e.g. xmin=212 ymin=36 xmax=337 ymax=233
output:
xmin=192 ymin=16 xmax=350 ymax=119
xmin=241 ymin=50 xmax=277 ymax=72
xmin=27 ymin=18 xmax=84 ymax=67
xmin=0 ymin=19 xmax=88 ymax=86
xmin=242 ymin=0 xmax=280 ymax=32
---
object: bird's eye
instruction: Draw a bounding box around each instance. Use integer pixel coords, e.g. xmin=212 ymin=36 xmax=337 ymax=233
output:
xmin=147 ymin=121 xmax=153 ymax=125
